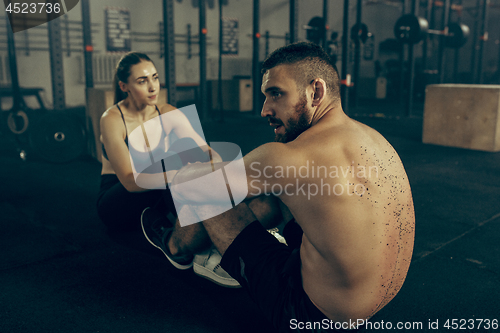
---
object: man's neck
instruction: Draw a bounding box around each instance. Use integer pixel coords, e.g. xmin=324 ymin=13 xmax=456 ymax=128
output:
xmin=310 ymin=102 xmax=345 ymax=127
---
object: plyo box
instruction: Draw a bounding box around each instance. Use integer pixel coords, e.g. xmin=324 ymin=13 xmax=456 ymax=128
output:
xmin=85 ymin=88 xmax=167 ymax=162
xmin=211 ymin=79 xmax=253 ymax=112
xmin=423 ymin=84 xmax=500 ymax=152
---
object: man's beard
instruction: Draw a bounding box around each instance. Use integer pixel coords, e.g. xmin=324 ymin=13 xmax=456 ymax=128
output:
xmin=274 ymin=96 xmax=311 ymax=143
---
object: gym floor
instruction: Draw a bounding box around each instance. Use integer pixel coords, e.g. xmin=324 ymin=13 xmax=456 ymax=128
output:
xmin=1 ymin=105 xmax=499 ymax=333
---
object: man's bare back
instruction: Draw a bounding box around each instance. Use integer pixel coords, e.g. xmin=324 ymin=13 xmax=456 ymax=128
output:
xmin=276 ymin=111 xmax=415 ymax=322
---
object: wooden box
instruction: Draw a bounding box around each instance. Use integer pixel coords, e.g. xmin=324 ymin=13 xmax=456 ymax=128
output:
xmin=211 ymin=79 xmax=253 ymax=112
xmin=85 ymin=88 xmax=167 ymax=162
xmin=423 ymin=84 xmax=500 ymax=152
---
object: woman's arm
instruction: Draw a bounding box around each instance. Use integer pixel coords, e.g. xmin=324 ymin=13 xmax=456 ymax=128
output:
xmin=159 ymin=104 xmax=222 ymax=163
xmin=100 ymin=108 xmax=173 ymax=192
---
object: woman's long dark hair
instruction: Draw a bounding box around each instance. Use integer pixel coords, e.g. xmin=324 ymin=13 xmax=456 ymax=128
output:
xmin=113 ymin=52 xmax=153 ymax=104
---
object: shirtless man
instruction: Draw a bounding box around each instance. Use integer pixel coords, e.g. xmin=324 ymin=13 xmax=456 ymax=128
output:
xmin=144 ymin=42 xmax=415 ymax=332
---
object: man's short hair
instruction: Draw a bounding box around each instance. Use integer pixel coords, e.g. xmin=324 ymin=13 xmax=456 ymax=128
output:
xmin=261 ymin=42 xmax=340 ymax=104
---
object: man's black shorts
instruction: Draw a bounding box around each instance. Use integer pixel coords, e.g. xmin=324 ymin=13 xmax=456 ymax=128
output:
xmin=220 ymin=220 xmax=361 ymax=333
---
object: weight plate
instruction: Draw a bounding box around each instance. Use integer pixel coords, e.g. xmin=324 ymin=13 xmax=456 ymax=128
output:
xmin=394 ymin=14 xmax=429 ymax=44
xmin=29 ymin=113 xmax=86 ymax=163
xmin=351 ymin=23 xmax=369 ymax=43
xmin=446 ymin=22 xmax=469 ymax=48
xmin=306 ymin=16 xmax=326 ymax=45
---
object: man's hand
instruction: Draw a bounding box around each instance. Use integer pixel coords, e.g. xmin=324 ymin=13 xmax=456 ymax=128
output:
xmin=171 ymin=161 xmax=215 ymax=186
xmin=169 ymin=161 xmax=219 ymax=204
xmin=165 ymin=170 xmax=178 ymax=186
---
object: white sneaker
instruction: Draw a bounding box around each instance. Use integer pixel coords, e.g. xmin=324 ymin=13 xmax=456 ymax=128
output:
xmin=193 ymin=247 xmax=241 ymax=288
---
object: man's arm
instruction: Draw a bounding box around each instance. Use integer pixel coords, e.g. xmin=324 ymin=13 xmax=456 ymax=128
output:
xmin=170 ymin=141 xmax=301 ymax=205
xmin=246 ymin=195 xmax=294 ymax=229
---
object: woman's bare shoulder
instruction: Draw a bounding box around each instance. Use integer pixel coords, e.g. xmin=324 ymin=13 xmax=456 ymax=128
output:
xmin=101 ymin=104 xmax=122 ymax=120
xmin=100 ymin=105 xmax=123 ymax=131
xmin=158 ymin=103 xmax=179 ymax=114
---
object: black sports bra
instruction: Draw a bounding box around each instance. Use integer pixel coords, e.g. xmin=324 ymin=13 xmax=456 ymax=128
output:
xmin=102 ymin=104 xmax=168 ymax=172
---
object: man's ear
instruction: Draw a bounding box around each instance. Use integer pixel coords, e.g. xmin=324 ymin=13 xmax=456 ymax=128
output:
xmin=311 ymin=78 xmax=327 ymax=107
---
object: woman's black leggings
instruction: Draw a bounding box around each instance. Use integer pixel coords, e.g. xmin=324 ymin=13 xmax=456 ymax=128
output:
xmin=96 ymin=137 xmax=210 ymax=232
xmin=96 ymin=175 xmax=174 ymax=232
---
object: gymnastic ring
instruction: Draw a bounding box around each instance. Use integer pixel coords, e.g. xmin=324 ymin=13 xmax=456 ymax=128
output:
xmin=7 ymin=110 xmax=29 ymax=135
xmin=54 ymin=132 xmax=65 ymax=142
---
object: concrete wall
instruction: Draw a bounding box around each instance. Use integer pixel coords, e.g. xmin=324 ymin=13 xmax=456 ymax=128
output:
xmin=1 ymin=0 xmax=499 ymax=109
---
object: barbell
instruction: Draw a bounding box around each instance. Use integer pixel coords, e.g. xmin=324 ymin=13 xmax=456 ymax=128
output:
xmin=305 ymin=17 xmax=372 ymax=45
xmin=394 ymin=14 xmax=469 ymax=48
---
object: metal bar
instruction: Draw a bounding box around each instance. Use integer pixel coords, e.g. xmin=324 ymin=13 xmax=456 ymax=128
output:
xmin=253 ymin=0 xmax=261 ymax=115
xmin=265 ymin=30 xmax=270 ymax=57
xmin=427 ymin=28 xmax=447 ymax=34
xmin=265 ymin=33 xmax=289 ymax=40
xmin=6 ymin=18 xmax=23 ymax=110
xmin=64 ymin=15 xmax=71 ymax=57
xmin=0 ymin=16 xmax=101 ymax=26
xmin=133 ymin=37 xmax=214 ymax=43
xmin=0 ymin=47 xmax=85 ymax=52
xmin=187 ymin=24 xmax=192 ymax=59
xmin=0 ymin=28 xmax=99 ymax=36
xmin=399 ymin=0 xmax=408 ymax=109
xmin=477 ymin=0 xmax=489 ymax=83
xmin=0 ymin=48 xmax=4 ymax=84
xmin=438 ymin=0 xmax=451 ymax=83
xmin=323 ymin=0 xmax=329 ymax=49
xmin=497 ymin=34 xmax=500 ymax=84
xmin=81 ymin=0 xmax=93 ymax=89
xmin=132 ymin=31 xmax=213 ymax=38
xmin=341 ymin=0 xmax=349 ymax=113
xmin=453 ymin=0 xmax=462 ymax=83
xmin=470 ymin=0 xmax=480 ymax=83
xmin=199 ymin=0 xmax=207 ymax=119
xmin=246 ymin=33 xmax=287 ymax=39
xmin=23 ymin=29 xmax=29 ymax=56
xmin=289 ymin=0 xmax=298 ymax=43
xmin=1 ymin=39 xmax=68 ymax=45
xmin=406 ymin=0 xmax=419 ymax=117
xmin=48 ymin=17 xmax=66 ymax=110
xmin=352 ymin=0 xmax=362 ymax=108
xmin=163 ymin=0 xmax=177 ymax=106
xmin=422 ymin=0 xmax=433 ymax=72
xmin=0 ymin=47 xmax=186 ymax=53
xmin=218 ymin=0 xmax=224 ymax=121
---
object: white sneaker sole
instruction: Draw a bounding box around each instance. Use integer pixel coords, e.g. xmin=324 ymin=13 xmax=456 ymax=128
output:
xmin=193 ymin=262 xmax=241 ymax=288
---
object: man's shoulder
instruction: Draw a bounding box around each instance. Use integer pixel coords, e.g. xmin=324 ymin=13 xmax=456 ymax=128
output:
xmin=292 ymin=118 xmax=358 ymax=151
xmin=244 ymin=142 xmax=308 ymax=179
xmin=247 ymin=141 xmax=302 ymax=163
xmin=294 ymin=117 xmax=395 ymax=167
xmin=314 ymin=117 xmax=388 ymax=148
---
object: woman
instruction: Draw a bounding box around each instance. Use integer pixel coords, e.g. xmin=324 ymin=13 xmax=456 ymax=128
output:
xmin=96 ymin=52 xmax=216 ymax=233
